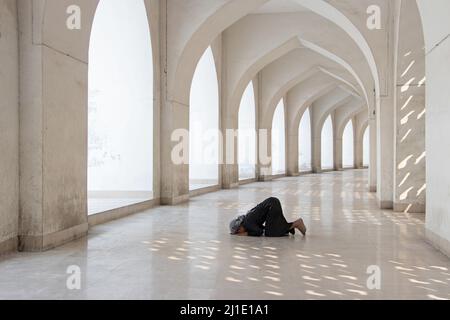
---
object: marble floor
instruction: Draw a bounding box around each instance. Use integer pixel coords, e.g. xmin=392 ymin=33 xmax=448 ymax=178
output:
xmin=0 ymin=170 xmax=449 ymax=300
xmin=88 ymin=191 xmax=153 ymax=215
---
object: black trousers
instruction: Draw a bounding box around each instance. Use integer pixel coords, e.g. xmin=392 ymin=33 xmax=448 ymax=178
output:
xmin=244 ymin=197 xmax=294 ymax=237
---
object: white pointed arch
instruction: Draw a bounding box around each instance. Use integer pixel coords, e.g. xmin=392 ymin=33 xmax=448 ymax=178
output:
xmin=88 ymin=0 xmax=154 ymax=214
xmin=272 ymin=99 xmax=287 ymax=175
xmin=189 ymin=46 xmax=220 ymax=191
xmin=238 ymin=81 xmax=257 ymax=180
xmin=299 ymin=108 xmax=312 ymax=172
xmin=342 ymin=120 xmax=355 ymax=168
xmin=321 ymin=115 xmax=334 ymax=170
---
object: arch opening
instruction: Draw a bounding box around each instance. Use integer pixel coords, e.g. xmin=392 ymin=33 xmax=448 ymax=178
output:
xmin=88 ymin=0 xmax=154 ymax=215
xmin=238 ymin=81 xmax=257 ymax=181
xmin=298 ymin=108 xmax=312 ymax=172
xmin=189 ymin=47 xmax=220 ymax=191
xmin=363 ymin=126 xmax=370 ymax=168
xmin=321 ymin=115 xmax=334 ymax=170
xmin=343 ymin=120 xmax=355 ymax=168
xmin=272 ymin=99 xmax=286 ymax=175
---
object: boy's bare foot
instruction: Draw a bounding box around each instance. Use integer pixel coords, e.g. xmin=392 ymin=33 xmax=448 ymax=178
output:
xmin=294 ymin=218 xmax=307 ymax=236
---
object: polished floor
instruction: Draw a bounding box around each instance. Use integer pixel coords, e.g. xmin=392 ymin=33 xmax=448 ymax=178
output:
xmin=0 ymin=170 xmax=449 ymax=300
xmin=88 ymin=191 xmax=153 ymax=215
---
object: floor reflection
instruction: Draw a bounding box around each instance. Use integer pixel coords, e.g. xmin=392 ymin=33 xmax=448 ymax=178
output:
xmin=0 ymin=170 xmax=449 ymax=300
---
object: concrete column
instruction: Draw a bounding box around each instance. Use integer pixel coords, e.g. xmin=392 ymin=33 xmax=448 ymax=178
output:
xmin=210 ymin=37 xmax=227 ymax=190
xmin=221 ymin=114 xmax=239 ymax=189
xmin=221 ymin=36 xmax=239 ymax=189
xmin=311 ymin=134 xmax=322 ymax=173
xmin=285 ymin=94 xmax=299 ymax=177
xmin=354 ymin=118 xmax=365 ymax=169
xmin=160 ymin=100 xmax=190 ymax=205
xmin=355 ymin=136 xmax=363 ymax=169
xmin=18 ymin=1 xmax=88 ymax=251
xmin=256 ymin=76 xmax=273 ymax=181
xmin=393 ymin=0 xmax=426 ymax=213
xmin=369 ymin=116 xmax=377 ymax=192
xmin=331 ymin=112 xmax=339 ymax=171
xmin=377 ymin=95 xmax=395 ymax=209
xmin=0 ymin=0 xmax=19 ymax=254
xmin=221 ymin=123 xmax=239 ymax=189
xmin=160 ymin=2 xmax=189 ymax=204
xmin=335 ymin=139 xmax=343 ymax=170
xmin=375 ymin=1 xmax=400 ymax=206
xmin=253 ymin=75 xmax=261 ymax=180
xmin=352 ymin=118 xmax=358 ymax=168
xmin=334 ymin=115 xmax=343 ymax=171
xmin=257 ymin=127 xmax=273 ymax=181
xmin=286 ymin=133 xmax=299 ymax=176
xmin=311 ymin=102 xmax=322 ymax=173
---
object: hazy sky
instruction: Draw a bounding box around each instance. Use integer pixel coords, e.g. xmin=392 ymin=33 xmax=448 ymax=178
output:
xmin=88 ymin=0 xmax=154 ymax=192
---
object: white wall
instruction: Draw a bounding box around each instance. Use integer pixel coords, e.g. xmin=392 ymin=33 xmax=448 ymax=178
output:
xmin=88 ymin=0 xmax=154 ymax=195
xmin=417 ymin=0 xmax=450 ymax=256
xmin=238 ymin=81 xmax=257 ymax=180
xmin=189 ymin=47 xmax=220 ymax=189
xmin=272 ymin=99 xmax=286 ymax=175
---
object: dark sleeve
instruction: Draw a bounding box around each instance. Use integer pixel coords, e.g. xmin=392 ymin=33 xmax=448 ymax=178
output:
xmin=244 ymin=223 xmax=264 ymax=237
xmin=247 ymin=228 xmax=264 ymax=237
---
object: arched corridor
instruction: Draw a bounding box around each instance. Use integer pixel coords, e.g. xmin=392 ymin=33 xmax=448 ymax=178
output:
xmin=1 ymin=0 xmax=450 ymax=301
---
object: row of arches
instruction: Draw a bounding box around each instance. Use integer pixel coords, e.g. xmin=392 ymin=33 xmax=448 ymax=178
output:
xmin=87 ymin=0 xmax=369 ymax=212
xmin=83 ymin=0 xmax=369 ymax=218
xmin=87 ymin=0 xmax=369 ymax=214
xmin=67 ymin=0 xmax=378 ymax=216
xmin=2 ymin=0 xmax=434 ymax=255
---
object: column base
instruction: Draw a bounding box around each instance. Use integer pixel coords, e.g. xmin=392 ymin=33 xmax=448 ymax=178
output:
xmin=18 ymin=222 xmax=88 ymax=252
xmin=222 ymin=182 xmax=239 ymax=190
xmin=161 ymin=193 xmax=190 ymax=206
xmin=239 ymin=178 xmax=257 ymax=186
xmin=270 ymin=174 xmax=286 ymax=180
xmin=378 ymin=199 xmax=393 ymax=210
xmin=287 ymin=172 xmax=300 ymax=177
xmin=0 ymin=236 xmax=18 ymax=256
xmin=393 ymin=202 xmax=425 ymax=214
xmin=426 ymin=228 xmax=450 ymax=259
